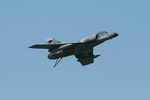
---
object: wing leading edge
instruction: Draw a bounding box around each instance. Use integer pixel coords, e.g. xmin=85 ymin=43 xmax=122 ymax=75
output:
xmin=29 ymin=44 xmax=63 ymax=49
xmin=29 ymin=42 xmax=83 ymax=51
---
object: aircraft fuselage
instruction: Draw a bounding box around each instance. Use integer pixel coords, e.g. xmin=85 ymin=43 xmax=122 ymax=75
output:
xmin=48 ymin=32 xmax=118 ymax=59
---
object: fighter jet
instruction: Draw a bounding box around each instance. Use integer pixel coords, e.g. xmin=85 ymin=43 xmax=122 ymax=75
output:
xmin=29 ymin=31 xmax=118 ymax=68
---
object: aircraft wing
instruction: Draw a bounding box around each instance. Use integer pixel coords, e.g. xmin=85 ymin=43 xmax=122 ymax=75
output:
xmin=29 ymin=44 xmax=63 ymax=49
xmin=29 ymin=42 xmax=83 ymax=50
xmin=74 ymin=48 xmax=94 ymax=66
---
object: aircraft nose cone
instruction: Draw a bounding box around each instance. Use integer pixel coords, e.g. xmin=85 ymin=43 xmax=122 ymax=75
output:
xmin=110 ymin=32 xmax=119 ymax=39
xmin=108 ymin=32 xmax=119 ymax=39
xmin=113 ymin=33 xmax=119 ymax=37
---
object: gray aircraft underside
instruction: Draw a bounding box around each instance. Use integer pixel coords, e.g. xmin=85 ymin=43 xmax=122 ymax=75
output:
xmin=29 ymin=31 xmax=118 ymax=67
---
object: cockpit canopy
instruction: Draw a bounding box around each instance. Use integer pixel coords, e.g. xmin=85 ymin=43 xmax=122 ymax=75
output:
xmin=96 ymin=31 xmax=108 ymax=36
xmin=80 ymin=31 xmax=108 ymax=42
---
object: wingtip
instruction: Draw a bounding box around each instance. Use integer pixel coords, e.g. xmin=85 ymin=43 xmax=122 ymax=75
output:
xmin=28 ymin=46 xmax=32 ymax=48
xmin=28 ymin=46 xmax=33 ymax=48
xmin=28 ymin=45 xmax=37 ymax=48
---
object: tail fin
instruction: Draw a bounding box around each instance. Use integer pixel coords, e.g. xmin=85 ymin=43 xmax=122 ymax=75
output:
xmin=46 ymin=38 xmax=61 ymax=44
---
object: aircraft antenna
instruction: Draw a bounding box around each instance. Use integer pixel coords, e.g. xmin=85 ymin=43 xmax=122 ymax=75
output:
xmin=53 ymin=58 xmax=62 ymax=68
